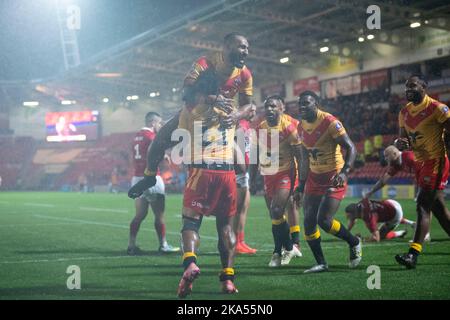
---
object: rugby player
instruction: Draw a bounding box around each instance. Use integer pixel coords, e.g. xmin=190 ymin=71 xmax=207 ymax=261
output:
xmin=393 ymin=75 xmax=450 ymax=268
xmin=250 ymin=95 xmax=303 ymax=267
xmin=128 ymin=33 xmax=254 ymax=199
xmin=295 ymin=91 xmax=362 ymax=273
xmin=127 ymin=112 xmax=180 ymax=255
xmin=345 ymin=198 xmax=415 ymax=242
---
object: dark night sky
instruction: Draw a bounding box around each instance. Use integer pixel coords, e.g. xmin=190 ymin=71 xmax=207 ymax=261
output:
xmin=0 ymin=0 xmax=213 ymax=81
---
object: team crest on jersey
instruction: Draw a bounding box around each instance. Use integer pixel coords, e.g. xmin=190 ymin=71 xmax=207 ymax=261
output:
xmin=443 ymin=106 xmax=449 ymax=113
xmin=233 ymin=76 xmax=242 ymax=87
xmin=335 ymin=122 xmax=342 ymax=131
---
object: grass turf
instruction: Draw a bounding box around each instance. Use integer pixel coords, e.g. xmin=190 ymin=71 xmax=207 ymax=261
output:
xmin=0 ymin=192 xmax=449 ymax=300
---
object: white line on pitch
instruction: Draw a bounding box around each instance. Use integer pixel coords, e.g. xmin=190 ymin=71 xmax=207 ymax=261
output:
xmin=79 ymin=207 xmax=129 ymax=213
xmin=23 ymin=203 xmax=55 ymax=207
xmin=0 ymin=222 xmax=84 ymax=228
xmin=32 ymin=214 xmax=217 ymax=240
xmin=0 ymin=255 xmax=136 ymax=265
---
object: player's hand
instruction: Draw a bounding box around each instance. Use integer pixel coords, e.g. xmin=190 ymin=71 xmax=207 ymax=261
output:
xmin=394 ymin=137 xmax=410 ymax=151
xmin=127 ymin=176 xmax=156 ymax=199
xmin=293 ymin=189 xmax=304 ymax=208
xmin=331 ymin=172 xmax=347 ymax=188
xmin=219 ymin=113 xmax=238 ymax=129
xmin=211 ymin=94 xmax=234 ymax=114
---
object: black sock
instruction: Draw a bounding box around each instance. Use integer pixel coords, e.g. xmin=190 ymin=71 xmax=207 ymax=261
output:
xmin=330 ymin=219 xmax=359 ymax=247
xmin=182 ymin=255 xmax=197 ymax=270
xmin=291 ymin=232 xmax=300 ymax=245
xmin=280 ymin=221 xmax=293 ymax=251
xmin=306 ymin=238 xmax=326 ymax=265
xmin=272 ymin=224 xmax=283 ymax=254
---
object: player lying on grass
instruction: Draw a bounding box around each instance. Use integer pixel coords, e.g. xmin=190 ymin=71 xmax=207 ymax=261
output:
xmin=345 ymin=198 xmax=415 ymax=242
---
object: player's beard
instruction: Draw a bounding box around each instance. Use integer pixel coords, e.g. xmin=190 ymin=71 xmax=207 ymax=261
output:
xmin=229 ymin=51 xmax=245 ymax=69
xmin=406 ymin=91 xmax=423 ymax=104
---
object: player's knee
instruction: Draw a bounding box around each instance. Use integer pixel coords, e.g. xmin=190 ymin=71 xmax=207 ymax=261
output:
xmin=181 ymin=216 xmax=202 ymax=234
xmin=318 ymin=218 xmax=332 ymax=233
xmin=303 ymin=216 xmax=317 ymax=234
xmin=270 ymin=205 xmax=284 ymax=219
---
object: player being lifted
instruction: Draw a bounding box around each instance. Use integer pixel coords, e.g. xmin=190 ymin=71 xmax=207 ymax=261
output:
xmin=128 ymin=33 xmax=254 ymax=199
xmin=250 ymin=95 xmax=303 ymax=267
xmin=175 ymin=68 xmax=243 ymax=297
xmin=393 ymin=75 xmax=450 ymax=269
xmin=295 ymin=91 xmax=362 ymax=273
xmin=128 ymin=33 xmax=255 ymax=297
xmin=127 ymin=112 xmax=180 ymax=255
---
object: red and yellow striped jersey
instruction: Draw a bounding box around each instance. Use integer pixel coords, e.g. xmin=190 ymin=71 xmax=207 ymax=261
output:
xmin=399 ymin=95 xmax=450 ymax=161
xmin=256 ymin=113 xmax=301 ymax=175
xmin=178 ymin=103 xmax=235 ymax=165
xmin=299 ymin=109 xmax=346 ymax=174
xmin=184 ymin=52 xmax=253 ymax=104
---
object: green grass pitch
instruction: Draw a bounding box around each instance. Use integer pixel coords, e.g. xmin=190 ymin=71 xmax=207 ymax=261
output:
xmin=0 ymin=192 xmax=449 ymax=300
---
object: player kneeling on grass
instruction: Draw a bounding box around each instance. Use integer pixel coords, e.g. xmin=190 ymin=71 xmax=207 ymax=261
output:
xmin=345 ymin=198 xmax=415 ymax=242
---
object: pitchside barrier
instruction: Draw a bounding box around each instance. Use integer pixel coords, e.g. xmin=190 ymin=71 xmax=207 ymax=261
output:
xmin=346 ymin=184 xmax=416 ymax=200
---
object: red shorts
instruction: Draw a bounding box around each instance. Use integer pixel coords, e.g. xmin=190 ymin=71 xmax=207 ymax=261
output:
xmin=415 ymin=156 xmax=449 ymax=190
xmin=183 ymin=168 xmax=237 ymax=217
xmin=263 ymin=169 xmax=298 ymax=200
xmin=305 ymin=170 xmax=347 ymax=200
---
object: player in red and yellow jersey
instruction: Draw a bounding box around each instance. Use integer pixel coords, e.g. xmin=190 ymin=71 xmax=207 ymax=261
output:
xmin=127 ymin=112 xmax=180 ymax=255
xmin=249 ymin=95 xmax=303 ymax=267
xmin=295 ymin=91 xmax=361 ymax=273
xmin=175 ymin=67 xmax=243 ymax=297
xmin=394 ymin=75 xmax=450 ymax=269
xmin=128 ymin=33 xmax=254 ymax=197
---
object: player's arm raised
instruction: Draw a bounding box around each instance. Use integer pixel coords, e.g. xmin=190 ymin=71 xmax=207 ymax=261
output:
xmin=332 ymin=133 xmax=356 ymax=188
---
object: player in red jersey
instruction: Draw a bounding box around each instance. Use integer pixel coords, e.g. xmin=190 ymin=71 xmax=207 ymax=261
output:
xmin=393 ymin=75 xmax=450 ymax=269
xmin=345 ymin=198 xmax=415 ymax=242
xmin=127 ymin=112 xmax=180 ymax=255
xmin=364 ymin=146 xmax=434 ymax=242
xmin=234 ymin=108 xmax=258 ymax=255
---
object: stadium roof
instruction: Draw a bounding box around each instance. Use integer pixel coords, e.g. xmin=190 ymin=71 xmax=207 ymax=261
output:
xmin=2 ymin=0 xmax=450 ymax=108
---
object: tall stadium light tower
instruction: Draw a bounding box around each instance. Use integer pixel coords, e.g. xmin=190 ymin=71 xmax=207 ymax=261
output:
xmin=55 ymin=0 xmax=81 ymax=70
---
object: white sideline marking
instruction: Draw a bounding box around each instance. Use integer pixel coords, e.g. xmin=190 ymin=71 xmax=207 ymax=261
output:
xmin=24 ymin=203 xmax=55 ymax=207
xmin=0 ymin=222 xmax=84 ymax=228
xmin=0 ymin=255 xmax=135 ymax=265
xmin=32 ymin=214 xmax=217 ymax=240
xmin=79 ymin=206 xmax=129 ymax=213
